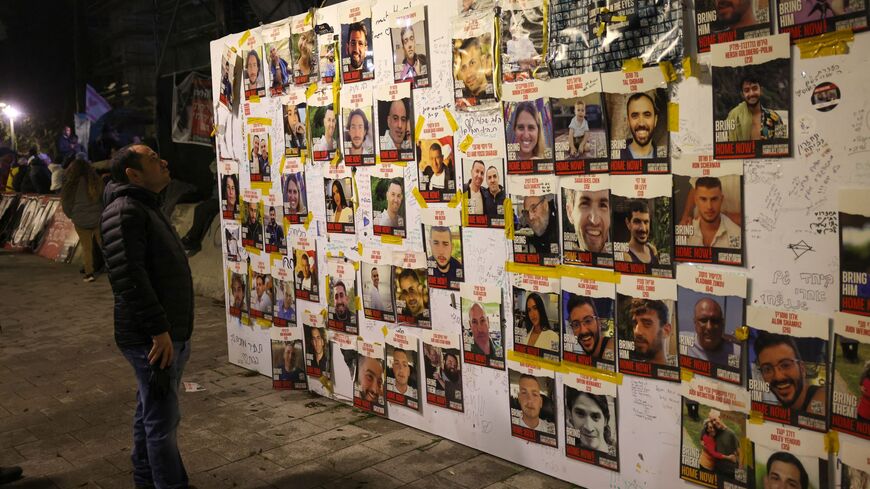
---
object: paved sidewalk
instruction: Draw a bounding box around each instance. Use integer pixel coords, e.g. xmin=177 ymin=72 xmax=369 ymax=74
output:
xmin=0 ymin=254 xmax=575 ymax=489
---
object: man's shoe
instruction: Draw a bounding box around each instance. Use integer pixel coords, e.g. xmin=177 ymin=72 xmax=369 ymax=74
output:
xmin=83 ymin=274 xmax=96 ymax=283
xmin=0 ymin=465 xmax=23 ymax=484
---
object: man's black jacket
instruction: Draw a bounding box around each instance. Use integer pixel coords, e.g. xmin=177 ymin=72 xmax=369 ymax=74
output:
xmin=101 ymin=182 xmax=194 ymax=347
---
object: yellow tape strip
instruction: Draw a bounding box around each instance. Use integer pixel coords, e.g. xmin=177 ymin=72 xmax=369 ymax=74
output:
xmin=304 ymin=9 xmax=313 ymax=26
xmin=680 ymin=368 xmax=694 ymax=382
xmin=381 ymin=325 xmax=389 ymax=337
xmin=389 ymin=160 xmax=408 ymax=167
xmin=352 ymin=260 xmax=360 ymax=271
xmin=238 ymin=30 xmax=251 ymax=47
xmin=824 ymin=430 xmax=839 ymax=454
xmin=412 ymin=187 xmax=428 ymax=208
xmin=381 ymin=234 xmax=403 ymax=245
xmin=796 ymin=29 xmax=854 ymax=59
xmin=330 ymin=152 xmax=341 ymax=166
xmin=303 ymin=211 xmax=313 ymax=230
xmin=210 ymin=125 xmax=217 ymax=137
xmin=251 ymin=180 xmax=272 ymax=194
xmin=460 ymin=192 xmax=469 ymax=226
xmin=740 ymin=437 xmax=752 ymax=467
xmin=279 ymin=155 xmax=286 ymax=174
xmin=668 ymin=103 xmax=679 ymax=132
xmin=507 ymin=350 xmax=564 ymax=371
xmin=622 ymin=58 xmax=644 ymax=72
xmin=504 ymin=198 xmax=514 ymax=240
xmin=306 ymin=82 xmax=318 ymax=99
xmin=247 ymin=117 xmax=272 ymax=126
xmin=459 ymin=134 xmax=474 ymax=153
xmin=414 ymin=115 xmax=425 ymax=141
xmin=682 ymin=57 xmax=694 ymax=78
xmin=505 ymin=261 xmax=562 ymax=279
xmin=249 ymin=95 xmax=261 ymax=103
xmin=562 ymin=362 xmax=623 ymax=385
xmin=256 ymin=317 xmax=271 ymax=329
xmin=734 ymin=325 xmax=749 ymax=341
xmin=357 ymin=241 xmax=364 ymax=256
xmin=749 ymin=410 xmax=764 ymax=425
xmin=659 ymin=61 xmax=677 ymax=83
xmin=444 ymin=108 xmax=458 ymax=133
xmin=300 ymin=151 xmax=307 ymax=165
xmin=375 ymin=155 xmax=382 ymax=164
xmin=447 ymin=193 xmax=461 ymax=209
xmin=557 ymin=265 xmax=621 ymax=284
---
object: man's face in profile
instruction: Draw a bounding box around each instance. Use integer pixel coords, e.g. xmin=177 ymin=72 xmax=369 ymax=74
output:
xmin=387 ymin=101 xmax=408 ymax=146
xmin=627 ymin=211 xmax=650 ymax=245
xmin=764 ymin=460 xmax=803 ymax=489
xmin=523 ymin=195 xmax=550 ymax=237
xmin=391 ymin=350 xmax=411 ymax=389
xmin=518 ymin=377 xmax=543 ymax=423
xmin=469 ymin=304 xmax=490 ymax=350
xmin=430 ymin=229 xmax=453 ymax=271
xmin=716 ymin=0 xmax=751 ymax=27
xmin=627 ymin=96 xmax=656 ymax=148
xmin=459 ymin=44 xmax=486 ymax=95
xmin=567 ymin=189 xmax=610 ymax=253
xmin=570 ymin=302 xmax=601 ymax=355
xmin=758 ymin=343 xmax=806 ymax=408
xmin=741 ymin=81 xmax=762 ymax=108
xmin=632 ymin=308 xmax=668 ymax=361
xmin=398 ymin=274 xmax=425 ymax=317
xmin=401 ymin=29 xmax=416 ymax=63
xmin=694 ymin=299 xmax=725 ymax=352
xmin=695 ymin=185 xmax=724 ymax=224
xmin=359 ymin=356 xmax=384 ymax=401
xmin=333 ymin=284 xmax=349 ymax=316
xmin=347 ymin=30 xmax=367 ymax=69
xmin=310 ymin=328 xmax=324 ymax=355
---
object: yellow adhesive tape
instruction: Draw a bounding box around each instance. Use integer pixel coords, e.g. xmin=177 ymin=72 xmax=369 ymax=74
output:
xmin=210 ymin=125 xmax=217 ymax=137
xmin=796 ymin=29 xmax=854 ymax=59
xmin=357 ymin=242 xmax=363 ymax=255
xmin=306 ymin=82 xmax=318 ymax=99
xmin=682 ymin=57 xmax=694 ymax=78
xmin=303 ymin=211 xmax=313 ymax=230
xmin=505 ymin=261 xmax=561 ymax=279
xmin=459 ymin=134 xmax=473 ymax=153
xmin=460 ymin=192 xmax=469 ymax=226
xmin=390 ymin=160 xmax=408 ymax=167
xmin=381 ymin=325 xmax=389 ymax=337
xmin=563 ymin=362 xmax=623 ymax=385
xmin=415 ymin=115 xmax=425 ymax=142
xmin=381 ymin=234 xmax=403 ymax=245
xmin=247 ymin=117 xmax=272 ymax=126
xmin=238 ymin=30 xmax=251 ymax=47
xmin=412 ymin=187 xmax=429 ymax=208
xmin=447 ymin=193 xmax=460 ymax=208
xmin=749 ymin=410 xmax=764 ymax=424
xmin=279 ymin=155 xmax=286 ymax=174
xmin=304 ymin=9 xmax=313 ymax=26
xmin=321 ymin=308 xmax=328 ymax=318
xmin=249 ymin=95 xmax=260 ymax=104
xmin=355 ymin=296 xmax=362 ymax=310
xmin=668 ymin=103 xmax=679 ymax=132
xmin=557 ymin=265 xmax=620 ymax=284
xmin=330 ymin=152 xmax=341 ymax=166
xmin=256 ymin=317 xmax=271 ymax=329
xmin=622 ymin=58 xmax=644 ymax=72
xmin=740 ymin=438 xmax=752 ymax=467
xmin=352 ymin=261 xmax=360 ymax=271
xmin=680 ymin=369 xmax=694 ymax=382
xmin=504 ymin=198 xmax=514 ymax=240
xmin=824 ymin=430 xmax=839 ymax=454
xmin=507 ymin=350 xmax=564 ymax=371
xmin=301 ymin=151 xmax=307 ymax=165
xmin=375 ymin=155 xmax=382 ymax=164
xmin=444 ymin=108 xmax=458 ymax=133
xmin=659 ymin=61 xmax=677 ymax=83
xmin=734 ymin=326 xmax=749 ymax=341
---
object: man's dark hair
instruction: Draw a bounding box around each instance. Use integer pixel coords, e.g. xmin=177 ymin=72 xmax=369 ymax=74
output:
xmin=347 ymin=22 xmax=368 ymax=41
xmin=739 ymin=71 xmax=762 ymax=92
xmin=110 ymin=145 xmax=145 ymax=184
xmin=430 ymin=225 xmax=451 ymax=237
xmin=459 ymin=36 xmax=481 ymax=53
xmin=629 ymin=298 xmax=669 ymax=327
xmin=626 ymin=92 xmax=657 ymax=116
xmin=333 ymin=280 xmax=346 ymax=294
xmin=389 ymin=177 xmax=404 ymax=192
xmin=346 ymin=108 xmax=369 ymax=135
xmin=471 ymin=160 xmax=485 ymax=171
xmin=300 ymin=253 xmax=310 ymax=264
xmin=443 ymin=351 xmax=459 ymax=364
xmin=766 ymin=452 xmax=808 ymax=489
xmin=753 ymin=331 xmax=802 ymax=363
xmin=397 ymin=267 xmax=418 ymax=283
xmin=429 ymin=142 xmax=442 ymax=154
xmin=628 ymin=199 xmax=650 ymax=215
xmin=695 ymin=177 xmax=722 ymax=190
xmin=567 ymin=294 xmax=598 ymax=317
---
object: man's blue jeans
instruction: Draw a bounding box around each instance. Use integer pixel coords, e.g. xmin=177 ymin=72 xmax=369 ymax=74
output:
xmin=120 ymin=340 xmax=191 ymax=489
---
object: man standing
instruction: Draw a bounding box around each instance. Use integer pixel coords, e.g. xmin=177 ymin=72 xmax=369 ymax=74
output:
xmin=466 ymin=160 xmax=486 ymax=215
xmin=707 ymin=410 xmax=739 ymax=478
xmin=428 ymin=226 xmax=462 ymax=285
xmin=345 ymin=22 xmax=369 ymax=72
xmin=101 ymin=144 xmax=194 ymax=489
xmin=686 ymin=177 xmax=741 ymax=249
xmin=622 ymin=200 xmax=658 ymax=264
xmin=381 ymin=100 xmax=410 ymax=151
xmin=468 ymin=303 xmax=498 ymax=361
xmin=567 ymin=295 xmax=614 ymax=361
xmin=399 ymin=26 xmax=428 ymax=81
xmin=726 ymin=74 xmax=784 ymax=142
xmin=483 ymin=166 xmax=505 ymax=218
xmin=619 ymin=93 xmax=659 ymax=160
xmin=754 ymin=332 xmax=827 ymax=417
xmin=422 ymin=143 xmax=453 ymax=190
xmin=630 ymin=298 xmax=674 ymax=366
xmin=332 ymin=280 xmax=351 ymax=322
xmin=687 ymin=298 xmax=736 ymax=364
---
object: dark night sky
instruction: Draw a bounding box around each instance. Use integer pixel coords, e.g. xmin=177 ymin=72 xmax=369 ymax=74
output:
xmin=0 ymin=1 xmax=77 ymax=128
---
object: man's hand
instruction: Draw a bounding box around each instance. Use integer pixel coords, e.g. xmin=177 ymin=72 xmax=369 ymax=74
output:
xmin=149 ymin=332 xmax=174 ymax=369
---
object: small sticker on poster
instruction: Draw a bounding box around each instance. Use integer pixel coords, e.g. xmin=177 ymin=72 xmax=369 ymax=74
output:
xmin=561 ymin=174 xmax=613 ymax=269
xmin=512 ymin=272 xmax=561 ymax=362
xmin=561 ymin=276 xmax=616 ymax=371
xmin=746 ymin=306 xmax=829 ymax=431
xmin=509 ymin=174 xmax=560 ymax=267
xmin=551 ymin=74 xmax=610 ymax=175
xmin=421 ymin=207 xmax=464 ymax=291
xmin=616 ymin=275 xmax=680 ymax=382
xmin=394 ymin=250 xmax=431 ymax=328
xmin=421 ymin=331 xmax=464 ymax=412
xmin=711 ymin=34 xmax=792 ymax=160
xmin=611 ymin=174 xmax=674 ymax=278
xmin=386 ymin=329 xmax=422 ymax=411
xmin=460 ymin=283 xmax=505 ymax=370
xmin=354 ymin=339 xmax=387 ymax=416
xmin=564 ymin=371 xmax=618 ymax=470
xmin=508 ymin=361 xmax=557 ymax=447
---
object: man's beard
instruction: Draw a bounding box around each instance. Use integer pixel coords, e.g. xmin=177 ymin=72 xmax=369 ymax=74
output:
xmin=633 ymin=335 xmax=661 ymax=361
xmin=578 ymin=331 xmax=599 ymax=355
xmin=444 ymin=367 xmax=460 ymax=382
xmin=770 ymin=375 xmax=803 ymax=408
xmin=335 ymin=305 xmax=348 ymax=320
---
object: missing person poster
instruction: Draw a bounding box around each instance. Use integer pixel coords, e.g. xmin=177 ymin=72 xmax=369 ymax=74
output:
xmin=341 ymin=85 xmax=375 ymax=166
xmin=602 ymin=68 xmax=670 ymax=175
xmin=220 ymin=162 xmax=240 ymax=220
xmin=561 ymin=174 xmax=613 ymax=268
xmin=281 ymin=163 xmax=307 ymax=225
xmin=421 ymin=331 xmax=464 ymax=412
xmin=241 ymin=190 xmax=264 ymax=252
xmin=316 ymin=27 xmax=337 ymax=84
xmin=694 ymin=0 xmax=772 ymax=52
xmin=361 ymin=246 xmax=396 ymax=322
xmin=499 ymin=0 xmax=548 ymax=82
xmin=391 ymin=5 xmax=431 ymax=88
xmin=564 ymin=371 xmax=619 ymax=470
xmin=376 ymin=83 xmax=414 ymax=162
xmin=421 ymin=207 xmax=464 ymax=290
xmin=838 ymin=434 xmax=870 ymax=488
xmin=225 ymin=221 xmax=241 ymax=262
xmin=340 ymin=1 xmax=374 ymax=84
xmin=461 ymin=283 xmax=505 ymax=370
xmin=291 ymin=234 xmax=319 ymax=302
xmin=394 ymin=250 xmax=431 ymax=328
xmin=510 ymin=174 xmax=560 ymax=267
xmin=272 ymin=261 xmax=296 ymax=327
xmin=746 ymin=306 xmax=829 ymax=431
xmin=282 ymin=88 xmax=307 ymax=158
xmin=840 ymin=188 xmax=870 ymax=316
xmin=263 ymin=21 xmax=292 ymax=97
xmin=249 ymin=254 xmax=274 ymax=326
xmin=291 ymin=13 xmax=319 ymax=86
xmin=354 ymin=339 xmax=387 ymax=416
xmin=307 ymin=88 xmax=339 ymax=162
xmin=452 ymin=12 xmax=497 ymax=111
xmin=551 ymin=73 xmax=609 ymax=175
xmin=748 ymin=423 xmax=829 ymax=489
xmin=330 ymin=331 xmax=356 ymax=402
xmin=263 ymin=193 xmax=287 ymax=255
xmin=677 ymin=265 xmax=747 ymax=385
xmin=674 ymin=157 xmax=744 ymax=266
xmin=327 ymin=256 xmax=358 ymax=335
xmin=830 ymin=312 xmax=870 ymax=439
xmin=503 ymin=81 xmax=554 ymax=174
xmin=246 ymin=118 xmax=273 ymax=183
xmin=611 ymin=174 xmax=674 ymax=278
xmin=712 ymin=34 xmax=792 ymax=160
xmin=777 ymin=0 xmax=868 ymax=41
xmin=242 ymin=33 xmax=266 ymax=101
xmin=462 ymin=153 xmax=506 ymax=228
xmin=386 ymin=329 xmax=422 ymax=411
xmin=303 ymin=312 xmax=329 ymax=378
xmin=227 ymin=260 xmax=249 ymax=319
xmin=616 ymin=275 xmax=680 ymax=382
xmin=219 ymin=45 xmax=237 ymax=109
xmin=324 ymin=165 xmax=356 ymax=235
xmin=508 ymin=361 xmax=557 ymax=447
xmin=417 ymin=132 xmax=457 ymax=204
xmin=271 ymin=326 xmax=307 ymax=390
xmin=680 ymin=376 xmax=751 ymax=489
xmin=561 ymin=276 xmax=616 ymax=371
xmin=371 ymin=165 xmax=406 ymax=238
xmin=512 ymin=272 xmax=561 ymax=362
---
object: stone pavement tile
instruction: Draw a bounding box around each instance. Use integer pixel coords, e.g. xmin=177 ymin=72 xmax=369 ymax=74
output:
xmin=304 ymin=405 xmax=371 ymax=429
xmin=101 ymin=449 xmax=132 ymax=473
xmin=328 ymin=467 xmax=404 ymax=489
xmin=205 ymin=455 xmax=283 ymax=488
xmin=405 ymin=473 xmax=470 ymax=489
xmin=0 ymin=446 xmax=25 ymax=464
xmin=16 ymin=453 xmax=76 ymax=478
xmin=0 ymin=412 xmax=51 ymax=434
xmin=59 ymin=435 xmax=129 ymax=466
xmin=93 ymin=471 xmax=136 ymax=489
xmin=0 ymin=428 xmax=38 ymax=449
xmin=48 ymin=457 xmax=123 ymax=489
xmin=14 ymin=434 xmax=83 ymax=460
xmin=184 ymin=447 xmax=232 ymax=474
xmin=496 ymin=469 xmax=575 ymax=489
xmin=25 ymin=414 xmax=91 ymax=440
xmin=259 ymin=418 xmax=327 ymax=443
xmin=372 ymin=439 xmax=481 ymax=483
xmin=434 ymin=454 xmax=524 ymax=489
xmin=361 ymin=426 xmax=441 ymax=457
xmin=351 ymin=413 xmax=408 ymax=435
xmin=265 ymin=459 xmax=341 ymax=489
xmin=177 ymin=427 xmax=227 ymax=451
xmin=205 ymin=432 xmax=282 ymax=463
xmin=316 ymin=443 xmax=392 ymax=476
xmin=261 ymin=424 xmax=377 ymax=469
xmin=69 ymin=422 xmax=129 ymax=446
xmin=2 ymin=476 xmax=61 ymax=488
